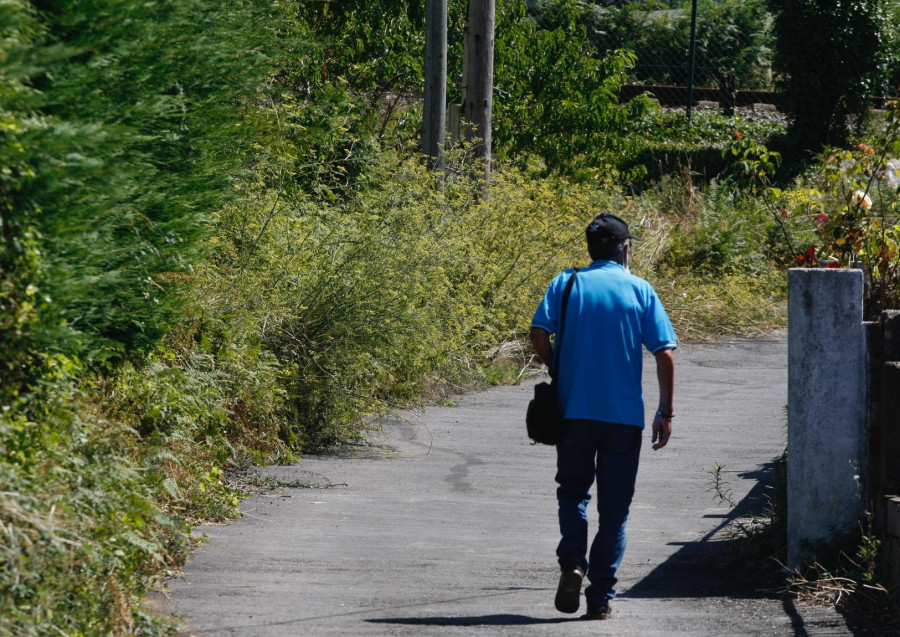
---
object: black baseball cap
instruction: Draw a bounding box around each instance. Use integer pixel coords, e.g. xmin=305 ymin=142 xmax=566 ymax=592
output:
xmin=585 ymin=213 xmax=642 ymax=245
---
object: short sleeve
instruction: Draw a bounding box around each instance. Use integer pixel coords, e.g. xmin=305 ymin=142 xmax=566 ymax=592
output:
xmin=641 ymin=286 xmax=678 ymax=353
xmin=531 ymin=271 xmax=569 ymax=335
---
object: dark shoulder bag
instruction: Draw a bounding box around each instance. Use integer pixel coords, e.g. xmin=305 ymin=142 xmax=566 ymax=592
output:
xmin=526 ymin=269 xmax=578 ymax=445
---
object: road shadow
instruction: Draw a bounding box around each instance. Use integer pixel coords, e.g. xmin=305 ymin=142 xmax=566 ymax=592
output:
xmin=622 ymin=459 xmax=898 ymax=637
xmin=625 ymin=461 xmax=780 ymax=600
xmin=366 ymin=614 xmax=575 ymax=627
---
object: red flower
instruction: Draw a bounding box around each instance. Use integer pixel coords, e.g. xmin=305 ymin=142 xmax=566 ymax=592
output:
xmin=824 ymin=261 xmax=842 ymax=269
xmin=794 ymin=246 xmax=819 ymax=266
xmin=815 ymin=213 xmax=828 ymax=226
xmin=781 ymin=208 xmax=789 ymax=219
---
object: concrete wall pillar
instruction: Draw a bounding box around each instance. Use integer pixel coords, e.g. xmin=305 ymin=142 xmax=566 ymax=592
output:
xmin=787 ymin=269 xmax=868 ymax=568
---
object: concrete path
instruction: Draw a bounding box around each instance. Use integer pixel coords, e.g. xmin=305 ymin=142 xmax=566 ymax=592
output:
xmin=157 ymin=333 xmax=865 ymax=636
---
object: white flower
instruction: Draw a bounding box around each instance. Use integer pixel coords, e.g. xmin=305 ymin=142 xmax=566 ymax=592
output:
xmin=850 ymin=190 xmax=872 ymax=210
xmin=884 ymin=159 xmax=900 ymax=189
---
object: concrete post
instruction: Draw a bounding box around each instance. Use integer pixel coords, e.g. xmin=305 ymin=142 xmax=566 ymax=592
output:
xmin=787 ymin=269 xmax=868 ymax=568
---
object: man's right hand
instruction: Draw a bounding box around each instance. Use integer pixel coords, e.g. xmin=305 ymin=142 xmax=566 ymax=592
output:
xmin=651 ymin=413 xmax=672 ymax=450
xmin=652 ymin=348 xmax=675 ymax=450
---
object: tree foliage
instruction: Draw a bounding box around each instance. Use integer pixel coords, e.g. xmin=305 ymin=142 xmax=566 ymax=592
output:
xmin=581 ymin=0 xmax=774 ymax=96
xmin=492 ymin=0 xmax=652 ymax=176
xmin=287 ymin=0 xmax=428 ymax=161
xmin=768 ymin=0 xmax=897 ymax=152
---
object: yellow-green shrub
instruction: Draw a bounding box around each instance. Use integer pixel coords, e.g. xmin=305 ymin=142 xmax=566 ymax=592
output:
xmin=199 ymin=150 xmax=615 ymax=447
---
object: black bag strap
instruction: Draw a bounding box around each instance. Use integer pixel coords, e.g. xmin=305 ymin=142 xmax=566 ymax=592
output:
xmin=551 ymin=268 xmax=578 ymax=378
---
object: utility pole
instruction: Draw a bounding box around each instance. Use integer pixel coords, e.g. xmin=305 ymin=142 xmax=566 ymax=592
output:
xmin=461 ymin=0 xmax=495 ymax=187
xmin=422 ymin=0 xmax=448 ymax=171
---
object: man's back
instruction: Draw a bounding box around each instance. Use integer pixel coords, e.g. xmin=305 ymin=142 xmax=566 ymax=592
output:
xmin=531 ymin=260 xmax=676 ymax=427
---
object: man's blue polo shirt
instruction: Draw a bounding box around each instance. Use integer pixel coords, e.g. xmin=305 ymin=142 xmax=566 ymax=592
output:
xmin=531 ymin=260 xmax=677 ymax=428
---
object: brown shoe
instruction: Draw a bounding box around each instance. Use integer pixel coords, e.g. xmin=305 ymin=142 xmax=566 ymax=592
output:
xmin=587 ymin=601 xmax=611 ymax=620
xmin=554 ymin=568 xmax=584 ymax=614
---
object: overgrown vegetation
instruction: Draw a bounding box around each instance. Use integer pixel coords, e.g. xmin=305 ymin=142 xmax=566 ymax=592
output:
xmin=2 ymin=0 xmax=899 ymax=633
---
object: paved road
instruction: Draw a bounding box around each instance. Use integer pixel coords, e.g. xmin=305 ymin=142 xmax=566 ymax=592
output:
xmin=157 ymin=333 xmax=864 ymax=636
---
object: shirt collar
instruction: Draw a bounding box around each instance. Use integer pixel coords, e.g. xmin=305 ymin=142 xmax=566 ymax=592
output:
xmin=588 ymin=259 xmax=625 ymax=271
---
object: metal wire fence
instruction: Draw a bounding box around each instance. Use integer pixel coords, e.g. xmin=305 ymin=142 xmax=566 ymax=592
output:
xmin=584 ymin=0 xmax=777 ymax=112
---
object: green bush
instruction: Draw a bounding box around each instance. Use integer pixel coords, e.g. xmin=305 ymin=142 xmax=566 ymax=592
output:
xmin=634 ymin=109 xmax=785 ymax=148
xmin=1 ymin=0 xmax=57 ymax=400
xmin=768 ymin=0 xmax=897 ymax=151
xmin=4 ymin=0 xmax=302 ymax=364
xmin=105 ymin=334 xmax=289 ymax=521
xmin=624 ymin=109 xmax=787 ymax=185
xmin=493 ymin=0 xmax=653 ymax=176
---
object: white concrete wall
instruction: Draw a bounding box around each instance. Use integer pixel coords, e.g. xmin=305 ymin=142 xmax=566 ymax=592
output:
xmin=787 ymin=269 xmax=868 ymax=568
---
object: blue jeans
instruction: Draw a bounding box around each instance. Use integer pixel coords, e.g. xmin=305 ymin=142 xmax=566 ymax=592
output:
xmin=555 ymin=419 xmax=642 ymax=605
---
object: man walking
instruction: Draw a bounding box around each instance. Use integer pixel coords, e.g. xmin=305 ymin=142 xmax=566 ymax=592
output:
xmin=530 ymin=213 xmax=677 ymax=620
